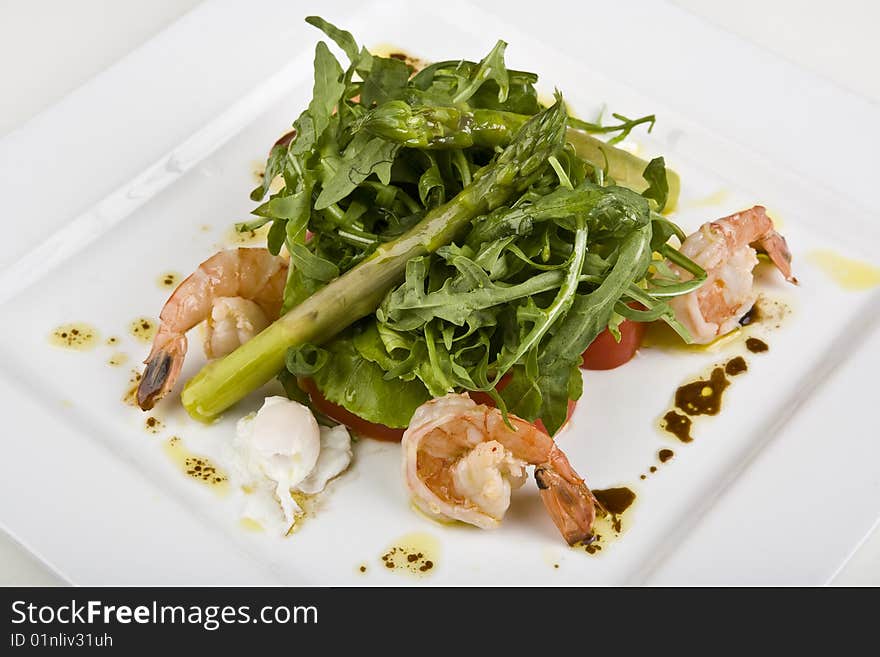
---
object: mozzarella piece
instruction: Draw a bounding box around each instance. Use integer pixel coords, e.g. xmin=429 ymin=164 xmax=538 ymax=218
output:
xmin=232 ymin=396 xmax=351 ymax=534
xmin=298 ymin=424 xmax=353 ymax=494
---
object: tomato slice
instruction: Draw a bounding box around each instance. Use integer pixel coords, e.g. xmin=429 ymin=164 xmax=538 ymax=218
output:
xmin=298 ymin=377 xmax=404 ymax=442
xmin=580 ymin=308 xmax=646 ymax=371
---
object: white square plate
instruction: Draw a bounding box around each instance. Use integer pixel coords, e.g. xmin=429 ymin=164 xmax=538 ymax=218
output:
xmin=0 ymin=0 xmax=878 ymax=585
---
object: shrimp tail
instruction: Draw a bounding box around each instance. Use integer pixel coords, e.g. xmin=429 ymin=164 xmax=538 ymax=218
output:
xmin=137 ymin=335 xmax=186 ymax=410
xmin=754 ymin=230 xmax=798 ymax=284
xmin=534 ymin=456 xmax=595 ymax=545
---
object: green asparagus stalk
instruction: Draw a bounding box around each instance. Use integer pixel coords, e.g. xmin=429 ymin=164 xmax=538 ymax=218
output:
xmin=181 ymin=99 xmax=568 ymax=421
xmin=360 ymin=102 xmax=680 ymax=210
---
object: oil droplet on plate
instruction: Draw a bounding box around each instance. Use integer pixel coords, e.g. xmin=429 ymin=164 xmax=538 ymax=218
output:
xmin=684 ymin=188 xmax=729 ymax=209
xmin=239 ymin=517 xmax=264 ymax=532
xmin=157 ymin=272 xmax=181 ymax=289
xmin=129 ymin=317 xmax=157 ymax=343
xmin=163 ymin=436 xmax=229 ymax=496
xmin=224 ymin=223 xmax=271 ymax=246
xmin=642 ymin=321 xmax=743 ymax=353
xmin=49 ymin=323 xmax=99 ymax=350
xmin=541 ymin=546 xmax=564 ymax=570
xmin=145 ymin=416 xmax=164 ymax=434
xmin=108 ymin=352 xmax=128 ymax=367
xmin=123 ymin=370 xmax=142 ymax=406
xmin=807 ymin=249 xmax=880 ymax=291
xmin=380 ymin=532 xmax=440 ymax=576
xmin=285 ymin=491 xmax=318 ymax=535
xmin=105 ymin=336 xmax=120 ymax=346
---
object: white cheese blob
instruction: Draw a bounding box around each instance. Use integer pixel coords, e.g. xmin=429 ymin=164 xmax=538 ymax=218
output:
xmin=298 ymin=424 xmax=353 ymax=494
xmin=232 ymin=396 xmax=352 ymax=534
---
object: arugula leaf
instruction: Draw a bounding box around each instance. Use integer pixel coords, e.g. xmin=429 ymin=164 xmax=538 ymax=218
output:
xmin=305 ymin=16 xmax=360 ymax=63
xmin=418 ymin=155 xmax=445 ymax=208
xmin=360 ymin=56 xmax=411 ymax=108
xmin=453 ymin=40 xmax=510 ymax=104
xmin=314 ymin=136 xmax=401 ymax=209
xmin=309 ymin=42 xmax=345 ymax=141
xmin=290 ymin=109 xmax=317 ymax=156
xmin=288 ymin=242 xmax=340 ymax=282
xmin=567 ymin=113 xmax=655 ymax=146
xmin=267 ymin=219 xmax=287 ymax=255
xmin=251 ymin=142 xmax=288 ymax=201
xmin=503 ymin=224 xmax=653 ymax=433
xmin=641 ymin=156 xmax=669 ymax=212
xmin=379 ymin=254 xmax=567 ymax=331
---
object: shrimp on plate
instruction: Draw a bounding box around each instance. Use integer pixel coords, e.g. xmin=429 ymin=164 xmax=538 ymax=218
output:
xmin=669 ymin=205 xmax=796 ymax=344
xmin=137 ymin=247 xmax=288 ymax=410
xmin=402 ymin=393 xmax=595 ymax=545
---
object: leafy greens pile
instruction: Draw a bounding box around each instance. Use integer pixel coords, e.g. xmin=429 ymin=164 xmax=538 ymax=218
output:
xmin=181 ymin=17 xmax=705 ymax=434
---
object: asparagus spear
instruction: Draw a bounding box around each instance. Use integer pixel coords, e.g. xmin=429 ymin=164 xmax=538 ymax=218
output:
xmin=181 ymin=99 xmax=567 ymax=421
xmin=360 ymin=102 xmax=680 ymax=210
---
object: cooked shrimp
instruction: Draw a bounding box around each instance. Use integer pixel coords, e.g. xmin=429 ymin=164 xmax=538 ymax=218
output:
xmin=137 ymin=248 xmax=288 ymax=410
xmin=669 ymin=206 xmax=795 ymax=344
xmin=402 ymin=393 xmax=595 ymax=545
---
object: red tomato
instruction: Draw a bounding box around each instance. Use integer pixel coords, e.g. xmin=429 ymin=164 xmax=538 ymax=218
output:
xmin=298 ymin=377 xmax=404 ymax=442
xmin=580 ymin=312 xmax=646 ymax=371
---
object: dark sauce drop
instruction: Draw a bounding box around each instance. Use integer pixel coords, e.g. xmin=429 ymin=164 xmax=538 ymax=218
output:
xmin=675 ymin=367 xmax=729 ymax=416
xmin=746 ymin=337 xmax=768 ymax=353
xmin=662 ymin=354 xmax=757 ymax=442
xmin=592 ymin=487 xmax=636 ymax=516
xmin=662 ymin=410 xmax=693 ymax=443
xmin=725 ymin=356 xmax=748 ymax=377
xmin=658 ymin=448 xmax=674 ymax=463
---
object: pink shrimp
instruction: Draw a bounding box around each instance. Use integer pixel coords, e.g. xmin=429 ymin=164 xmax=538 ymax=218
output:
xmin=669 ymin=205 xmax=795 ymax=344
xmin=402 ymin=394 xmax=595 ymax=545
xmin=137 ymin=248 xmax=288 ymax=410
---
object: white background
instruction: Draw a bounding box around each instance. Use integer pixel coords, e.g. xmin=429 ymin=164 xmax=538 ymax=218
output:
xmin=0 ymin=0 xmax=877 ymax=585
